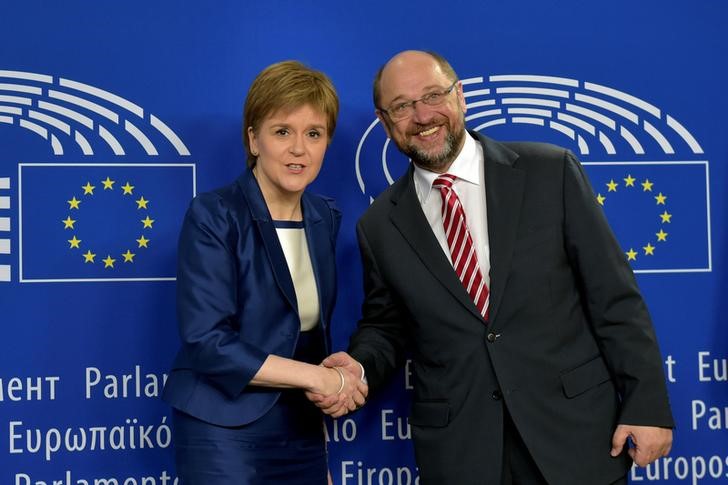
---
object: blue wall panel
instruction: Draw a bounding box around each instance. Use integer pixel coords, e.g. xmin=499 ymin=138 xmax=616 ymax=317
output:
xmin=1 ymin=1 xmax=726 ymax=483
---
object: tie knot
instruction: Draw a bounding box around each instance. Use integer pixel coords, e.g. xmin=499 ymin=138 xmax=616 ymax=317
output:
xmin=433 ymin=173 xmax=457 ymax=190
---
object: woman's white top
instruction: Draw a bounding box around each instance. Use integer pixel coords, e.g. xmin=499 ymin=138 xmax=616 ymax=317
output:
xmin=274 ymin=221 xmax=320 ymax=331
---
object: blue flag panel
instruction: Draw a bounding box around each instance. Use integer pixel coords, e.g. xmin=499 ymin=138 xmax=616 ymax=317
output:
xmin=583 ymin=162 xmax=710 ymax=273
xmin=19 ymin=164 xmax=194 ymax=281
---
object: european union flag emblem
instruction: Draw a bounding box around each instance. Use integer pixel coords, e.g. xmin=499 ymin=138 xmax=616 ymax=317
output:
xmin=19 ymin=163 xmax=195 ymax=282
xmin=583 ymin=161 xmax=710 ymax=273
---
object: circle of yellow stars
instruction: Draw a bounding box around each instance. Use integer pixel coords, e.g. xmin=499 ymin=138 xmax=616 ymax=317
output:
xmin=595 ymin=173 xmax=671 ymax=262
xmin=62 ymin=176 xmax=155 ymax=269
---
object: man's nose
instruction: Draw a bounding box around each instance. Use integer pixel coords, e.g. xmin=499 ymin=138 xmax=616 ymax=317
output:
xmin=411 ymin=100 xmax=435 ymax=123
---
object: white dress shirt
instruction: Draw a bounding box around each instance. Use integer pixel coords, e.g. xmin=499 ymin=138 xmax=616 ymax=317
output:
xmin=413 ymin=133 xmax=491 ymax=288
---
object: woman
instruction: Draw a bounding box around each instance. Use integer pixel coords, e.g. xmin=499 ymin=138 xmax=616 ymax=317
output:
xmin=162 ymin=61 xmax=366 ymax=484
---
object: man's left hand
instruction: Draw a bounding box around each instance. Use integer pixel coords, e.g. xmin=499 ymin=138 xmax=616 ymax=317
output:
xmin=610 ymin=424 xmax=673 ymax=467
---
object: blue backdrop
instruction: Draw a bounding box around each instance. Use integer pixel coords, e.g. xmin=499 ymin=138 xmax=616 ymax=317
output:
xmin=1 ymin=1 xmax=726 ymax=483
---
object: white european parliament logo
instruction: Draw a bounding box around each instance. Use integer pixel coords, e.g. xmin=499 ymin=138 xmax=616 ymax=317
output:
xmin=355 ymin=74 xmax=711 ymax=274
xmin=0 ymin=69 xmax=196 ymax=283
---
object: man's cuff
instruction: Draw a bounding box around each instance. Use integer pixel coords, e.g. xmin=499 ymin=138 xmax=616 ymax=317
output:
xmin=358 ymin=362 xmax=368 ymax=384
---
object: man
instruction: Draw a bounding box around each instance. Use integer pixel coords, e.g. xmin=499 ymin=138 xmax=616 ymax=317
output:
xmin=323 ymin=50 xmax=673 ymax=484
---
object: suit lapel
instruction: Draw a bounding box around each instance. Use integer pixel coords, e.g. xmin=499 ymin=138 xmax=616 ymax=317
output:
xmin=238 ymin=170 xmax=297 ymax=312
xmin=389 ymin=166 xmax=484 ymax=321
xmin=476 ymin=132 xmax=525 ymax=326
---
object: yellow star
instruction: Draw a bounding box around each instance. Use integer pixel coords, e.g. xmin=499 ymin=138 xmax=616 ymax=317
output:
xmin=655 ymin=192 xmax=667 ymax=205
xmin=141 ymin=215 xmax=155 ymax=228
xmin=82 ymin=182 xmax=95 ymax=195
xmin=625 ymin=248 xmax=638 ymax=261
xmin=67 ymin=196 xmax=81 ymax=209
xmin=136 ymin=235 xmax=150 ymax=248
xmin=623 ymin=174 xmax=636 ymax=187
xmin=102 ymin=255 xmax=116 ymax=268
xmin=656 ymin=229 xmax=668 ymax=242
xmin=136 ymin=196 xmax=149 ymax=209
xmin=596 ymin=194 xmax=606 ymax=206
xmin=121 ymin=250 xmax=135 ymax=262
xmin=102 ymin=177 xmax=115 ymax=190
xmin=68 ymin=235 xmax=81 ymax=248
xmin=606 ymin=179 xmax=618 ymax=192
xmin=83 ymin=250 xmax=96 ymax=263
xmin=660 ymin=210 xmax=672 ymax=223
xmin=641 ymin=179 xmax=653 ymax=191
xmin=62 ymin=216 xmax=76 ymax=229
xmin=121 ymin=182 xmax=134 ymax=195
xmin=643 ymin=243 xmax=655 ymax=255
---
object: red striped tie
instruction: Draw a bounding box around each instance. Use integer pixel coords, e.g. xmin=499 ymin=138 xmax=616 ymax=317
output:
xmin=433 ymin=174 xmax=489 ymax=320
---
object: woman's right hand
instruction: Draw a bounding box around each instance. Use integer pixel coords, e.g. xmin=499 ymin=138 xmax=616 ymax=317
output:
xmin=317 ymin=365 xmax=346 ymax=396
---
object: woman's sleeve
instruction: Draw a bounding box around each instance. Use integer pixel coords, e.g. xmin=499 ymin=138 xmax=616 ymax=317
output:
xmin=175 ymin=193 xmax=268 ymax=399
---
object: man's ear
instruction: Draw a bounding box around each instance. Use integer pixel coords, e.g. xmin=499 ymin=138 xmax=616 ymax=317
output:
xmin=375 ymin=111 xmax=393 ymax=138
xmin=456 ymin=82 xmax=467 ymax=114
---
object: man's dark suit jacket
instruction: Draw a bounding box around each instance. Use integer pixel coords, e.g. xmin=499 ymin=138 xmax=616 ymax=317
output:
xmin=163 ymin=168 xmax=341 ymax=427
xmin=349 ymin=132 xmax=673 ymax=484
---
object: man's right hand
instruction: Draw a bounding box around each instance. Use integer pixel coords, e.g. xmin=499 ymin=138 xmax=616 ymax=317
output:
xmin=306 ymin=352 xmax=368 ymax=418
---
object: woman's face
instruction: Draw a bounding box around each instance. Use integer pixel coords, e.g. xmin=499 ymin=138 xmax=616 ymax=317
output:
xmin=248 ymin=103 xmax=329 ymax=201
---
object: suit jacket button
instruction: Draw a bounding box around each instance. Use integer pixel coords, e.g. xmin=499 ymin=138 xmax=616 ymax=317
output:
xmin=491 ymin=390 xmax=502 ymax=400
xmin=486 ymin=332 xmax=497 ymax=342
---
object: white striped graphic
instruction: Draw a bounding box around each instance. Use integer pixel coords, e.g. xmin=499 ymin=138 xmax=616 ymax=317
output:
xmin=0 ymin=70 xmax=191 ymax=156
xmin=356 ymin=72 xmax=706 ymax=199
xmin=0 ymin=177 xmax=9 ymax=281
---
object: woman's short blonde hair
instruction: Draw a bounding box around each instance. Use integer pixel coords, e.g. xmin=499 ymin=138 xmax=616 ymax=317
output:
xmin=243 ymin=60 xmax=339 ymax=166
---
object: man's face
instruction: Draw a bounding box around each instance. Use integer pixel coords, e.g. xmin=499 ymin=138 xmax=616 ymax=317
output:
xmin=376 ymin=52 xmax=467 ymax=173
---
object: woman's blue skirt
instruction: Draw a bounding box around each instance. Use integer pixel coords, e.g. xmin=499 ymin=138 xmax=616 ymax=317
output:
xmin=173 ymin=329 xmax=328 ymax=484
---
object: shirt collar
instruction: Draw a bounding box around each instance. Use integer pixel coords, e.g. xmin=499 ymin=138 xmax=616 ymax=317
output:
xmin=414 ymin=132 xmax=481 ymax=204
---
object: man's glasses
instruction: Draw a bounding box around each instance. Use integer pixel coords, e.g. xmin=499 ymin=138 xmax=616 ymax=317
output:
xmin=378 ymin=81 xmax=458 ymax=122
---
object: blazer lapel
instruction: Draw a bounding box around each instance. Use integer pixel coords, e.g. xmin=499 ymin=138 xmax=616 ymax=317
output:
xmin=301 ymin=194 xmax=330 ymax=330
xmin=389 ymin=166 xmax=485 ymax=321
xmin=238 ymin=170 xmax=298 ymax=312
xmin=476 ymin=132 xmax=525 ymax=326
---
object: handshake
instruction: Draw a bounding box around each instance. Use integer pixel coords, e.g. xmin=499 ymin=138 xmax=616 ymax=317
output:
xmin=306 ymin=352 xmax=369 ymax=418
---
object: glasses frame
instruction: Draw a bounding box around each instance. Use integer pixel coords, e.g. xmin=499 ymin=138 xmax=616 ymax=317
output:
xmin=378 ymin=80 xmax=459 ymax=122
